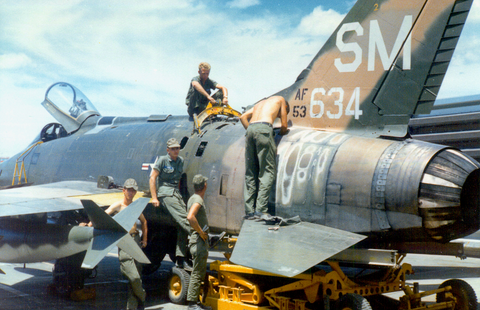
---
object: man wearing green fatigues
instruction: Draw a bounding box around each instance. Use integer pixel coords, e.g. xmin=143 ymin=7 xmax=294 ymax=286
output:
xmin=240 ymin=96 xmax=289 ymax=219
xmin=186 ymin=175 xmax=212 ymax=310
xmin=149 ymin=138 xmax=191 ymax=270
xmin=244 ymin=123 xmax=277 ymax=215
xmin=119 ymin=233 xmax=146 ymax=310
xmin=185 ymin=62 xmax=229 ymax=117
xmin=85 ymin=178 xmax=147 ymax=310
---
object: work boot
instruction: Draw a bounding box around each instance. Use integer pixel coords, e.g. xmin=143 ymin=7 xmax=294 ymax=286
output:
xmin=255 ymin=211 xmax=267 ymax=219
xmin=260 ymin=213 xmax=273 ymax=221
xmin=198 ymin=303 xmax=212 ymax=310
xmin=188 ymin=302 xmax=212 ymax=310
xmin=209 ymin=231 xmax=226 ymax=248
xmin=243 ymin=212 xmax=255 ymax=220
xmin=176 ymin=257 xmax=193 ymax=272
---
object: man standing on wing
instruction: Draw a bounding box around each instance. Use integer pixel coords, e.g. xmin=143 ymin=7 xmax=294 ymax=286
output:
xmin=239 ymin=96 xmax=289 ymax=220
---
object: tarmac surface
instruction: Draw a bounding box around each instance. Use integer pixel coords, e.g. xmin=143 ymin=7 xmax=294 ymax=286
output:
xmin=1 ymin=249 xmax=480 ymax=310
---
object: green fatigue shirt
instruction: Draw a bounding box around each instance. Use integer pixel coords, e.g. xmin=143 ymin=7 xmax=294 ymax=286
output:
xmin=153 ymin=154 xmax=184 ymax=197
xmin=187 ymin=194 xmax=209 ymax=236
xmin=185 ymin=76 xmax=218 ymax=110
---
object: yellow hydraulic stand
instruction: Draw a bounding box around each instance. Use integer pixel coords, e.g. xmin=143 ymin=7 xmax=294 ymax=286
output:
xmin=11 ymin=141 xmax=43 ymax=186
xmin=193 ymin=100 xmax=241 ymax=134
xmin=203 ymin=255 xmax=461 ymax=310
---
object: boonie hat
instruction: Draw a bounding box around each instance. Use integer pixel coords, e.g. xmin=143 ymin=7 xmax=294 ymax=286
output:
xmin=167 ymin=138 xmax=181 ymax=148
xmin=193 ymin=174 xmax=208 ymax=191
xmin=124 ymin=178 xmax=138 ymax=190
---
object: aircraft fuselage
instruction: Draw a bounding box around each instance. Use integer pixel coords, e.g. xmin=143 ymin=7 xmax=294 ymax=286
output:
xmin=1 ymin=113 xmax=479 ymax=243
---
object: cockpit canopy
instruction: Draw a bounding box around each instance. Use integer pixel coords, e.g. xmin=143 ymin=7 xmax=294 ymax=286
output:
xmin=41 ymin=82 xmax=101 ymax=133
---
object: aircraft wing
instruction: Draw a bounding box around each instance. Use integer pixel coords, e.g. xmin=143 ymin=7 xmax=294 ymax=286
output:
xmin=0 ymin=181 xmax=126 ymax=217
xmin=230 ymin=220 xmax=366 ymax=277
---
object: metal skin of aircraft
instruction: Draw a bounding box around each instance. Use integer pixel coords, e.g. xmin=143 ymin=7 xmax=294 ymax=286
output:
xmin=0 ymin=0 xmax=479 ymax=280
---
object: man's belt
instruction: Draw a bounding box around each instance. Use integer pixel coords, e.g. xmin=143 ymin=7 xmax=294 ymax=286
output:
xmin=161 ymin=181 xmax=179 ymax=187
xmin=250 ymin=121 xmax=272 ymax=127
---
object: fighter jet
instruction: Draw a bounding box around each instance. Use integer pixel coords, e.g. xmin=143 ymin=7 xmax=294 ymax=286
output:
xmin=0 ymin=0 xmax=478 ymax=279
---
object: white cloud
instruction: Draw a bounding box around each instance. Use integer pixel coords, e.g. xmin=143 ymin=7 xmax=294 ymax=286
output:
xmin=468 ymin=1 xmax=480 ymax=23
xmin=226 ymin=0 xmax=260 ymax=9
xmin=0 ymin=1 xmax=479 ymax=156
xmin=0 ymin=53 xmax=32 ymax=69
xmin=298 ymin=6 xmax=345 ymax=37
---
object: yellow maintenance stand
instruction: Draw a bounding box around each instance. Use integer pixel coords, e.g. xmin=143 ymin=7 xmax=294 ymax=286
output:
xmin=168 ymin=237 xmax=477 ymax=310
xmin=193 ymin=100 xmax=242 ymax=134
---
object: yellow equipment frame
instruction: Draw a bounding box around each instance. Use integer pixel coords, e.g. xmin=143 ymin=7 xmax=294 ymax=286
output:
xmin=203 ymin=255 xmax=457 ymax=310
xmin=193 ymin=101 xmax=241 ymax=134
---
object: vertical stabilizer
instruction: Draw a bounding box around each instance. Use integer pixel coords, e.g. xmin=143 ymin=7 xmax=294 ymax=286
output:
xmin=278 ymin=0 xmax=473 ymax=137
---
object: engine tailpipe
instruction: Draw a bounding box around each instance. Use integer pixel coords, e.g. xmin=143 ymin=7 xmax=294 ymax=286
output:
xmin=419 ymin=149 xmax=480 ymax=241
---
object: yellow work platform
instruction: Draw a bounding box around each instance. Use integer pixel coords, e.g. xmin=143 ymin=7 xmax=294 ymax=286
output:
xmin=196 ymin=257 xmax=468 ymax=310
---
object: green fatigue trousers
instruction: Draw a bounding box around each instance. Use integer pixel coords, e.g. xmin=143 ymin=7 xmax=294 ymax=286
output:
xmin=119 ymin=234 xmax=146 ymax=310
xmin=244 ymin=123 xmax=277 ymax=214
xmin=161 ymin=191 xmax=190 ymax=258
xmin=186 ymin=233 xmax=209 ymax=303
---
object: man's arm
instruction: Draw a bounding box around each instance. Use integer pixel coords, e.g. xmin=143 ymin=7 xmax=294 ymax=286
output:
xmin=239 ymin=108 xmax=253 ymax=130
xmin=192 ymin=80 xmax=216 ymax=104
xmin=279 ymin=99 xmax=289 ymax=135
xmin=139 ymin=214 xmax=148 ymax=248
xmin=187 ymin=203 xmax=208 ymax=242
xmin=150 ymin=169 xmax=160 ymax=207
xmin=216 ymin=84 xmax=228 ymax=105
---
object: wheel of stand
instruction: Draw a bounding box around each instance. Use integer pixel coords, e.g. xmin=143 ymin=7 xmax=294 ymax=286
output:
xmin=168 ymin=267 xmax=190 ymax=304
xmin=336 ymin=294 xmax=373 ymax=310
xmin=436 ymin=279 xmax=477 ymax=310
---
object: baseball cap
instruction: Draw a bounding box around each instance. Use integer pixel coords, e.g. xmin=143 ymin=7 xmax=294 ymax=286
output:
xmin=123 ymin=178 xmax=138 ymax=190
xmin=193 ymin=174 xmax=208 ymax=191
xmin=167 ymin=138 xmax=181 ymax=148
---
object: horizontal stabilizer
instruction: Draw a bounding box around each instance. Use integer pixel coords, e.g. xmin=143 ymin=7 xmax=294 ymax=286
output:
xmin=112 ymin=197 xmax=151 ymax=232
xmin=81 ymin=199 xmax=124 ymax=232
xmin=117 ymin=234 xmax=151 ymax=264
xmin=80 ymin=198 xmax=151 ymax=268
xmin=230 ymin=220 xmax=366 ymax=277
xmin=82 ymin=231 xmax=124 ymax=269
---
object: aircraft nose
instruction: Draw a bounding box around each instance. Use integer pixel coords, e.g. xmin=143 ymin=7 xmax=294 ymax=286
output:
xmin=418 ymin=149 xmax=480 ymax=241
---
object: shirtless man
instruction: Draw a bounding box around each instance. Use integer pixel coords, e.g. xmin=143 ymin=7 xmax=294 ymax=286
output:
xmin=85 ymin=178 xmax=147 ymax=310
xmin=239 ymin=96 xmax=289 ymax=219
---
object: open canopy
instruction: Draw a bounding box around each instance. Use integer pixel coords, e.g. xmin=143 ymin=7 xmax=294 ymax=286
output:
xmin=41 ymin=82 xmax=100 ymax=133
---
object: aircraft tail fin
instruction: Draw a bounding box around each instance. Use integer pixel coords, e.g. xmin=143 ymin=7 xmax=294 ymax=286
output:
xmin=80 ymin=198 xmax=151 ymax=269
xmin=280 ymin=0 xmax=473 ymax=137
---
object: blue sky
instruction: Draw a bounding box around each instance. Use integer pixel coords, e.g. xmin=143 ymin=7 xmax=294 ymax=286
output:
xmin=1 ymin=0 xmax=479 ymax=157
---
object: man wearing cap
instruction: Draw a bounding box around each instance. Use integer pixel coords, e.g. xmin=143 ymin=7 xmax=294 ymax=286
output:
xmin=186 ymin=174 xmax=212 ymax=310
xmin=86 ymin=178 xmax=147 ymax=310
xmin=149 ymin=138 xmax=191 ymax=270
xmin=239 ymin=96 xmax=289 ymax=220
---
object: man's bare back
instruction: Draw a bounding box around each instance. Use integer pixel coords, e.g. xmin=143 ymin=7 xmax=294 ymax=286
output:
xmin=240 ymin=96 xmax=289 ymax=135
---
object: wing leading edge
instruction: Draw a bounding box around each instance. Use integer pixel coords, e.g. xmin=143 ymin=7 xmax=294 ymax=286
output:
xmin=0 ymin=181 xmax=125 ymax=217
xmin=230 ymin=220 xmax=366 ymax=277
